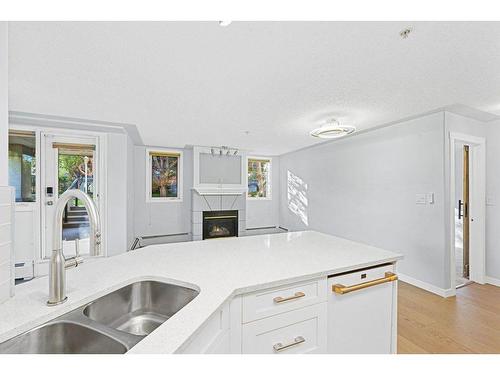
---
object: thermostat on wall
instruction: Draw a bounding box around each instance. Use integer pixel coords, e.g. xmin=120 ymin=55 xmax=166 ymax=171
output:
xmin=427 ymin=192 xmax=434 ymax=204
xmin=415 ymin=194 xmax=426 ymax=204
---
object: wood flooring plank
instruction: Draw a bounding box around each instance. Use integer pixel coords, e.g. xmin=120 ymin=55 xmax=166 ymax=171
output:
xmin=397 ymin=281 xmax=500 ymax=354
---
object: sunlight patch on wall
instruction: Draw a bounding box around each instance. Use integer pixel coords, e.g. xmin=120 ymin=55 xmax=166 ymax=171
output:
xmin=287 ymin=170 xmax=309 ymax=226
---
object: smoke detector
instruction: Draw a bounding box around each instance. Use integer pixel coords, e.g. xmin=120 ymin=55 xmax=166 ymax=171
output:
xmin=400 ymin=27 xmax=413 ymax=39
xmin=309 ymin=119 xmax=356 ymax=139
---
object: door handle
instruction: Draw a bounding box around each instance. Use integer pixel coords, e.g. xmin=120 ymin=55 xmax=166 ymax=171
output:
xmin=332 ymin=272 xmax=398 ymax=295
xmin=46 ymin=201 xmax=54 ymax=206
xmin=458 ymin=200 xmax=463 ymax=219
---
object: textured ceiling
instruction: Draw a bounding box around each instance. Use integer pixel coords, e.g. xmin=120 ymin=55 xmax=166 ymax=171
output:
xmin=8 ymin=21 xmax=500 ymax=155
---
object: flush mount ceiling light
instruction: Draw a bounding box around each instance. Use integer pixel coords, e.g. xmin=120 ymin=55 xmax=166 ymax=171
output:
xmin=218 ymin=21 xmax=232 ymax=27
xmin=309 ymin=119 xmax=356 ymax=139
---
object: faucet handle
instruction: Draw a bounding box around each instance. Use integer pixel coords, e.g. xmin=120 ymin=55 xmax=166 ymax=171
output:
xmin=65 ymin=256 xmax=83 ymax=269
xmin=75 ymin=238 xmax=80 ymax=258
xmin=65 ymin=238 xmax=84 ymax=269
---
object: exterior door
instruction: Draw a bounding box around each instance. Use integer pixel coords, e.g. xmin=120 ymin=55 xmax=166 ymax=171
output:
xmin=8 ymin=130 xmax=38 ymax=279
xmin=41 ymin=133 xmax=99 ymax=261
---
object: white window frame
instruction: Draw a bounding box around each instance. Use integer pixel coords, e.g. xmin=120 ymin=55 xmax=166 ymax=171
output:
xmin=246 ymin=156 xmax=272 ymax=200
xmin=146 ymin=147 xmax=183 ymax=203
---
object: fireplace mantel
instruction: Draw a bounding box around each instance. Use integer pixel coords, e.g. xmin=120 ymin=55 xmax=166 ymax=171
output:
xmin=192 ymin=187 xmax=247 ymax=196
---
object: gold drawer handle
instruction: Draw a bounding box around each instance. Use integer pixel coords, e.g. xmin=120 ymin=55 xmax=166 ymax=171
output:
xmin=273 ymin=336 xmax=305 ymax=352
xmin=333 ymin=272 xmax=398 ymax=295
xmin=273 ymin=291 xmax=305 ymax=304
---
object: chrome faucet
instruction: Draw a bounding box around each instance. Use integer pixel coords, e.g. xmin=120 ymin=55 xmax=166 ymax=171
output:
xmin=47 ymin=189 xmax=101 ymax=306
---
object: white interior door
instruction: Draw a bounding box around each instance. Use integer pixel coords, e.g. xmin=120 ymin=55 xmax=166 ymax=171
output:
xmin=41 ymin=133 xmax=99 ymax=260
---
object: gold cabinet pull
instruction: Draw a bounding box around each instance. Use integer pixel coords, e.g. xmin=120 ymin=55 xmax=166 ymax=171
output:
xmin=332 ymin=272 xmax=398 ymax=295
xmin=273 ymin=336 xmax=305 ymax=352
xmin=273 ymin=291 xmax=305 ymax=304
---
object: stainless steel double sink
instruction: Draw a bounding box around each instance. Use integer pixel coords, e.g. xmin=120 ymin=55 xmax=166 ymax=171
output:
xmin=0 ymin=280 xmax=199 ymax=354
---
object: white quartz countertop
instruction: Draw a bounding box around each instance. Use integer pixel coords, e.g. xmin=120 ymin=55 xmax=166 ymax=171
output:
xmin=0 ymin=231 xmax=402 ymax=353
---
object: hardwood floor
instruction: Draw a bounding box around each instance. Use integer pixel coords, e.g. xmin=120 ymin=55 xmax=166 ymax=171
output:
xmin=398 ymin=281 xmax=500 ymax=354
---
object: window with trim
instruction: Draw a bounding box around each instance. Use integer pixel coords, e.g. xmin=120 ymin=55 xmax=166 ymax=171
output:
xmin=146 ymin=149 xmax=183 ymax=202
xmin=247 ymin=158 xmax=271 ymax=199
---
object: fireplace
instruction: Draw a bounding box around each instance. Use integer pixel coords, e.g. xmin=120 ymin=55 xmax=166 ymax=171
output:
xmin=203 ymin=210 xmax=238 ymax=240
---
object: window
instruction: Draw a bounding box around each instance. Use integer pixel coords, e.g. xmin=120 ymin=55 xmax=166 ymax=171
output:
xmin=8 ymin=130 xmax=36 ymax=202
xmin=146 ymin=148 xmax=183 ymax=202
xmin=247 ymin=157 xmax=271 ymax=199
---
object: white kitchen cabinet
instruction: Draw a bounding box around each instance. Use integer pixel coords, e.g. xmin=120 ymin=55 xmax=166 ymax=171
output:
xmin=241 ymin=278 xmax=327 ymax=323
xmin=327 ymin=264 xmax=397 ymax=354
xmin=241 ymin=303 xmax=327 ymax=354
xmin=179 ymin=264 xmax=397 ymax=354
xmin=177 ymin=303 xmax=230 ymax=354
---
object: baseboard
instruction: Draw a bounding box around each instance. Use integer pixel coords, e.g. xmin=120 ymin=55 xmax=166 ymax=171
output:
xmin=398 ymin=273 xmax=455 ymax=298
xmin=485 ymin=276 xmax=500 ymax=287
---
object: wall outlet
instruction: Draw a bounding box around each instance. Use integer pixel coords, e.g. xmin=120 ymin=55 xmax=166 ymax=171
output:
xmin=416 ymin=193 xmax=426 ymax=204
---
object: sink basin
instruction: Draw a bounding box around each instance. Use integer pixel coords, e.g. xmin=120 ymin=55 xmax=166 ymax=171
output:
xmin=0 ymin=322 xmax=127 ymax=354
xmin=0 ymin=280 xmax=198 ymax=354
xmin=83 ymin=280 xmax=199 ymax=336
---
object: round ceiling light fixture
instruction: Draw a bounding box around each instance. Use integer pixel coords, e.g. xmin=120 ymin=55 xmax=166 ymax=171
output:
xmin=218 ymin=21 xmax=232 ymax=27
xmin=309 ymin=119 xmax=356 ymax=139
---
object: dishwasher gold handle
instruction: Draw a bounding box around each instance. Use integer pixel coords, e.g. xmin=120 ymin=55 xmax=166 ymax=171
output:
xmin=273 ymin=291 xmax=305 ymax=303
xmin=332 ymin=272 xmax=398 ymax=295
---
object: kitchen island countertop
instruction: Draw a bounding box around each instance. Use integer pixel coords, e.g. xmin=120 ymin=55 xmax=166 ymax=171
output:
xmin=0 ymin=230 xmax=402 ymax=353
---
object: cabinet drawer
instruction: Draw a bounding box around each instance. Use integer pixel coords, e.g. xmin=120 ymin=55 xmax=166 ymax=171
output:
xmin=242 ymin=278 xmax=327 ymax=323
xmin=242 ymin=303 xmax=327 ymax=354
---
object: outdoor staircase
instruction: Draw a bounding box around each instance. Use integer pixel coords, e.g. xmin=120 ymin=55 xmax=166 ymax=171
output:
xmin=64 ymin=206 xmax=89 ymax=228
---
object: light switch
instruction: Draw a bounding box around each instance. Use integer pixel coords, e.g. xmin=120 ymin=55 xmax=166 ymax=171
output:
xmin=487 ymin=196 xmax=495 ymax=206
xmin=416 ymin=193 xmax=426 ymax=205
xmin=427 ymin=193 xmax=434 ymax=204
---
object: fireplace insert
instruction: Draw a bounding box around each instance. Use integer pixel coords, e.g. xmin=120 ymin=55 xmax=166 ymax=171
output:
xmin=202 ymin=210 xmax=238 ymax=240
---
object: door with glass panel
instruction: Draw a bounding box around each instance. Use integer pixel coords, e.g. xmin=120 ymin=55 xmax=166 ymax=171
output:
xmin=8 ymin=130 xmax=38 ymax=279
xmin=42 ymin=133 xmax=99 ymax=260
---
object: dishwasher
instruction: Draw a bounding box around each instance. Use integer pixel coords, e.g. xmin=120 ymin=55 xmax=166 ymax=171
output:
xmin=327 ymin=263 xmax=398 ymax=354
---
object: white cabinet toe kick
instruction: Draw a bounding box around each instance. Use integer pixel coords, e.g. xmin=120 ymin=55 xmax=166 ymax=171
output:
xmin=178 ymin=262 xmax=398 ymax=354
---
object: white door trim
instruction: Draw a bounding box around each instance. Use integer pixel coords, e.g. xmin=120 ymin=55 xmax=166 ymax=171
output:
xmin=449 ymin=132 xmax=486 ymax=291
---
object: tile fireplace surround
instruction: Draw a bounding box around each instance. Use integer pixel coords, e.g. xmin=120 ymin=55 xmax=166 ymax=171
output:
xmin=191 ymin=191 xmax=246 ymax=241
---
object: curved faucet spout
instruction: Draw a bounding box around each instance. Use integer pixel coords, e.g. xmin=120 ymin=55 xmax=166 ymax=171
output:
xmin=53 ymin=189 xmax=101 ymax=256
xmin=47 ymin=189 xmax=101 ymax=306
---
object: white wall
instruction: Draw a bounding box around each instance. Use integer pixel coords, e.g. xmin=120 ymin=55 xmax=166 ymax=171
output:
xmin=486 ymin=119 xmax=500 ymax=281
xmin=105 ymin=133 xmax=132 ymax=256
xmin=0 ymin=23 xmax=8 ymax=186
xmin=0 ymin=187 xmax=14 ymax=303
xmin=279 ymin=112 xmax=448 ymax=289
xmin=0 ymin=23 xmax=11 ymax=303
xmin=133 ymin=146 xmax=193 ymax=239
xmin=246 ymin=157 xmax=281 ymax=229
xmin=126 ymin=134 xmax=135 ymax=249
